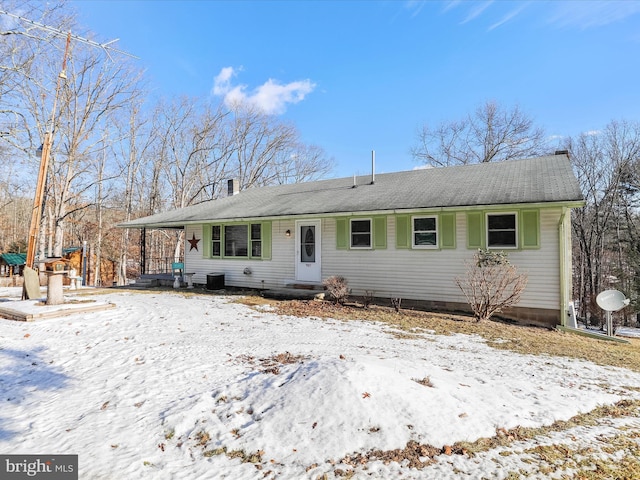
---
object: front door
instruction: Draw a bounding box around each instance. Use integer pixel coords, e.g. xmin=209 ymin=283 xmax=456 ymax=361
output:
xmin=295 ymin=220 xmax=321 ymax=283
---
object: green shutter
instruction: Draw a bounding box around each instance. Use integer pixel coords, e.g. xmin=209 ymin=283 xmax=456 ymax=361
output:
xmin=373 ymin=216 xmax=387 ymax=249
xmin=336 ymin=218 xmax=348 ymax=249
xmin=467 ymin=212 xmax=484 ymax=249
xmin=396 ymin=215 xmax=410 ymax=249
xmin=440 ymin=213 xmax=456 ymax=249
xmin=202 ymin=225 xmax=212 ymax=258
xmin=261 ymin=221 xmax=272 ymax=259
xmin=521 ymin=210 xmax=540 ymax=249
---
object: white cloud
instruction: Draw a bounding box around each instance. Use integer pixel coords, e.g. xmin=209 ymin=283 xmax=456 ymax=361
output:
xmin=404 ymin=0 xmax=427 ymax=18
xmin=460 ymin=0 xmax=494 ymax=24
xmin=584 ymin=130 xmax=602 ymax=136
xmin=547 ymin=134 xmax=565 ymax=141
xmin=212 ymin=66 xmax=316 ymax=115
xmin=212 ymin=66 xmax=237 ymax=95
xmin=547 ymin=1 xmax=640 ymax=29
xmin=488 ymin=4 xmax=527 ymax=31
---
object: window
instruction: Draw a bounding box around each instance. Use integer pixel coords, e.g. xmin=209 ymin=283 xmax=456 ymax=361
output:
xmin=209 ymin=222 xmax=268 ymax=258
xmin=251 ymin=223 xmax=262 ymax=257
xmin=212 ymin=225 xmax=221 ymax=257
xmin=350 ymin=219 xmax=371 ymax=248
xmin=487 ymin=213 xmax=517 ymax=248
xmin=224 ymin=225 xmax=248 ymax=256
xmin=412 ymin=216 xmax=437 ymax=248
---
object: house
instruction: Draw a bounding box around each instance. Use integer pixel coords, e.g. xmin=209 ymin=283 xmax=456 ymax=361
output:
xmin=120 ymin=153 xmax=584 ymax=328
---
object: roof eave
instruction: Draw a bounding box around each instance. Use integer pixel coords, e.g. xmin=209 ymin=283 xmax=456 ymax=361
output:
xmin=117 ymin=199 xmax=586 ymax=229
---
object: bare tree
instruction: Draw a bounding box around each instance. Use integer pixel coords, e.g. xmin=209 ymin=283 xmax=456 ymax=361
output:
xmin=227 ymin=103 xmax=333 ymax=189
xmin=411 ymin=100 xmax=548 ymax=167
xmin=455 ymin=249 xmax=528 ymax=322
xmin=568 ymin=120 xmax=640 ymax=325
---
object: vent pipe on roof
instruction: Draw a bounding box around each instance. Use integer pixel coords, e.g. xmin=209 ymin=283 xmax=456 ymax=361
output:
xmin=228 ymin=179 xmax=240 ymax=196
xmin=371 ymin=150 xmax=375 ymax=185
xmin=352 ymin=174 xmax=357 ymax=188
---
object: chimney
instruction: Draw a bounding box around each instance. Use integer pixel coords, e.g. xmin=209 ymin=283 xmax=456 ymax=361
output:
xmin=554 ymin=150 xmax=569 ymax=156
xmin=227 ymin=179 xmax=240 ymax=196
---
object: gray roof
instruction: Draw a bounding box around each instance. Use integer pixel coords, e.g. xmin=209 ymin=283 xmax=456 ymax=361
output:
xmin=121 ymin=154 xmax=584 ymax=228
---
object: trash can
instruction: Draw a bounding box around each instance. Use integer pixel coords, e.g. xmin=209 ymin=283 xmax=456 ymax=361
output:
xmin=206 ymin=273 xmax=225 ymax=290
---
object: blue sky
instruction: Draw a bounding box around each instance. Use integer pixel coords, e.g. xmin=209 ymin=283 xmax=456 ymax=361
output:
xmin=71 ymin=0 xmax=640 ymax=178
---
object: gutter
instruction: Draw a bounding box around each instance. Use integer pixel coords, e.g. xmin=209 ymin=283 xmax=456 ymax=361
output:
xmin=558 ymin=207 xmax=569 ymax=327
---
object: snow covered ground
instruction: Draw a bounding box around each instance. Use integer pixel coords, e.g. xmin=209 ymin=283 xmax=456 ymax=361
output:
xmin=1 ymin=287 xmax=640 ymax=479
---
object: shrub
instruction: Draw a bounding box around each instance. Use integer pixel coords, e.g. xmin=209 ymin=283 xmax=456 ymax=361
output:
xmin=455 ymin=249 xmax=528 ymax=322
xmin=323 ymin=275 xmax=350 ymax=304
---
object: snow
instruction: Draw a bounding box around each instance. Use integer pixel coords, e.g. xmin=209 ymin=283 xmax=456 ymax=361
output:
xmin=1 ymin=287 xmax=640 ymax=479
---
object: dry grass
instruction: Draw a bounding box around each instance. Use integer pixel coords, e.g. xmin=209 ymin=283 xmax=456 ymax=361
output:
xmin=330 ymin=399 xmax=640 ymax=477
xmin=252 ymin=298 xmax=640 ymax=373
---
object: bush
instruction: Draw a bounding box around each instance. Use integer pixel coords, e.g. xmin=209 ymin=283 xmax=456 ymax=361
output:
xmin=323 ymin=275 xmax=350 ymax=304
xmin=455 ymin=249 xmax=528 ymax=322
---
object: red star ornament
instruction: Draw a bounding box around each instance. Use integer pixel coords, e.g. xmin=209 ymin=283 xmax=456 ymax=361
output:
xmin=188 ymin=233 xmax=200 ymax=251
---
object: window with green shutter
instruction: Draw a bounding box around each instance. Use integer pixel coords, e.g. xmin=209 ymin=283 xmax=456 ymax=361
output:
xmin=412 ymin=216 xmax=438 ymax=248
xmin=350 ymin=219 xmax=372 ymax=248
xmin=486 ymin=213 xmax=517 ymax=248
xmin=211 ymin=225 xmax=221 ymax=257
xmin=335 ymin=216 xmax=386 ymax=250
xmin=205 ymin=221 xmax=272 ymax=259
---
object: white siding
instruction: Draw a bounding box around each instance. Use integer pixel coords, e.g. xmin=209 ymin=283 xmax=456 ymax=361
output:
xmin=184 ymin=220 xmax=295 ymax=290
xmin=183 ymin=208 xmax=564 ymax=310
xmin=322 ymin=210 xmax=561 ymax=310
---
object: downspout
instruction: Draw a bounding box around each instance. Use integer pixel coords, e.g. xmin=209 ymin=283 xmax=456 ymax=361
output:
xmin=558 ymin=207 xmax=569 ymax=327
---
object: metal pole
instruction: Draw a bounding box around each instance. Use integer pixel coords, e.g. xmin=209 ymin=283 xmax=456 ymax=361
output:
xmin=82 ymin=240 xmax=87 ymax=286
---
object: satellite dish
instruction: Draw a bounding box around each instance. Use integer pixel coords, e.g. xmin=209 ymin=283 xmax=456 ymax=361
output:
xmin=596 ymin=289 xmax=630 ymax=312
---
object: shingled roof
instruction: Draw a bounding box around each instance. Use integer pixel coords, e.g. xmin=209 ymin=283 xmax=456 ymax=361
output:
xmin=120 ymin=154 xmax=584 ymax=229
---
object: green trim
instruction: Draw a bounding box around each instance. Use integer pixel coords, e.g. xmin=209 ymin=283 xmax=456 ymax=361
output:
xmin=373 ymin=216 xmax=387 ymax=249
xmin=440 ymin=213 xmax=456 ymax=249
xmin=396 ymin=215 xmax=411 ymax=249
xmin=203 ymin=225 xmax=212 ymax=257
xmin=336 ymin=216 xmax=387 ymax=250
xmin=466 ymin=212 xmax=484 ymax=249
xmin=203 ymin=221 xmax=272 ymax=260
xmin=336 ymin=218 xmax=348 ymax=249
xmin=261 ymin=221 xmax=272 ymax=260
xmin=466 ymin=208 xmax=542 ymax=250
xmin=520 ymin=209 xmax=540 ymax=249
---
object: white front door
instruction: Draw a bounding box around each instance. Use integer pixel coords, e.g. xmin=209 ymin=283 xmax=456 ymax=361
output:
xmin=295 ymin=220 xmax=321 ymax=283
